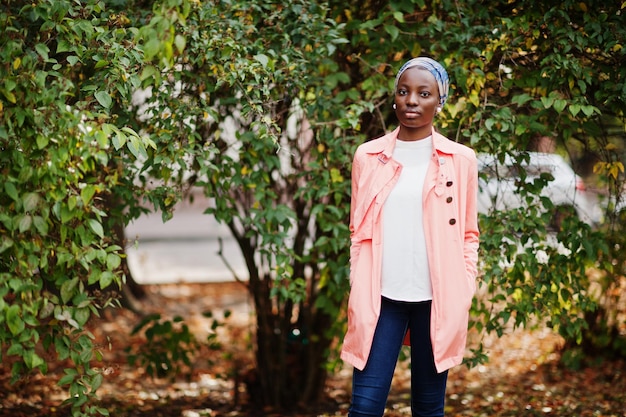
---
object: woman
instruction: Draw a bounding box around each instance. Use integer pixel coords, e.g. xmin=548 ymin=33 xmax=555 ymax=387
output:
xmin=340 ymin=57 xmax=480 ymax=417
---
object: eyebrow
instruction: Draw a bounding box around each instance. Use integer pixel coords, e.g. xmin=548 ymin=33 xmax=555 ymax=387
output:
xmin=397 ymin=84 xmax=435 ymax=90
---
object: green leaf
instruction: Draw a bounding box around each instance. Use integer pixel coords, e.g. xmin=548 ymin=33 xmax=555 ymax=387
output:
xmin=88 ymin=268 xmax=101 ymax=285
xmin=88 ymin=218 xmax=104 ymax=239
xmin=127 ymin=136 xmax=147 ymax=158
xmin=174 ymin=34 xmax=186 ymax=53
xmin=81 ymin=185 xmax=97 ymax=206
xmin=35 ymin=43 xmax=50 ymax=61
xmin=32 ymin=216 xmax=48 ymax=235
xmin=68 ymin=195 xmax=78 ymax=211
xmin=56 ymin=39 xmax=71 ymax=53
xmin=36 ymin=134 xmax=49 ymax=149
xmin=94 ymin=59 xmax=109 ymax=69
xmin=18 ymin=215 xmax=32 ymax=233
xmin=144 ymin=38 xmax=161 ymax=60
xmin=384 ymin=24 xmax=400 ymax=41
xmin=95 ymin=91 xmax=112 ymax=109
xmin=22 ymin=192 xmax=39 ymax=212
xmin=24 ymin=349 xmax=45 ymax=370
xmin=140 ymin=65 xmax=159 ymax=81
xmin=581 ymin=105 xmax=595 ymax=116
xmin=6 ymin=343 xmax=23 ymax=356
xmin=553 ymin=99 xmax=567 ymax=113
xmin=106 ymin=253 xmax=121 ymax=270
xmin=254 ymin=53 xmax=269 ymax=68
xmin=112 ymin=130 xmax=126 ymax=150
xmin=91 ymin=373 xmax=104 ymax=391
xmin=0 ymin=236 xmax=14 ymax=254
xmin=60 ymin=278 xmax=79 ymax=304
xmin=58 ymin=369 xmax=77 ymax=386
xmin=511 ymin=94 xmax=532 ymax=106
xmin=100 ymin=271 xmax=115 ymax=289
xmin=392 ymin=11 xmax=405 ymax=23
xmin=60 ymin=206 xmax=73 ymax=223
xmin=67 ymin=55 xmax=80 ymax=66
xmin=74 ymin=308 xmax=90 ymax=327
xmin=4 ymin=182 xmax=18 ymax=202
xmin=569 ymin=103 xmax=581 ymax=116
xmin=55 ymin=336 xmax=71 ymax=360
xmin=6 ymin=305 xmax=25 ymax=335
xmin=540 ymin=96 xmax=554 ymax=108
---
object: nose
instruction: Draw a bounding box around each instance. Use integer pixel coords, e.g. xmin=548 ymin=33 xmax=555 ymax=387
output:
xmin=405 ymin=91 xmax=419 ymax=106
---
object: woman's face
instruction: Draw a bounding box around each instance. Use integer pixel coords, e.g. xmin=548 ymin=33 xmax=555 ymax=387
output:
xmin=394 ymin=67 xmax=440 ymax=138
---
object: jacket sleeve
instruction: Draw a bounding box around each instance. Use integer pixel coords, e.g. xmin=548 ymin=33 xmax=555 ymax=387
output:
xmin=463 ymin=153 xmax=480 ymax=288
xmin=349 ymin=151 xmax=362 ymax=286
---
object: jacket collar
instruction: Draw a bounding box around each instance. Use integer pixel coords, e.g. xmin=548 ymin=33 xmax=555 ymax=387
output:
xmin=365 ymin=126 xmax=458 ymax=159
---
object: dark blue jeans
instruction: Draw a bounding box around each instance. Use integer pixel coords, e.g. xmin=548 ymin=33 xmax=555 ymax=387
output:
xmin=348 ymin=297 xmax=448 ymax=417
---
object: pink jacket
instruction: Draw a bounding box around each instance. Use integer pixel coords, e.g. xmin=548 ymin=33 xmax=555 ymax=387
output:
xmin=340 ymin=127 xmax=480 ymax=373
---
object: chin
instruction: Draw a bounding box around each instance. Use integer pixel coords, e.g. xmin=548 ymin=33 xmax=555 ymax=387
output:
xmin=400 ymin=121 xmax=427 ymax=129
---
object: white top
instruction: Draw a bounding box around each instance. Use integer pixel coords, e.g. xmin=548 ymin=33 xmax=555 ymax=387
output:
xmin=381 ymin=136 xmax=433 ymax=302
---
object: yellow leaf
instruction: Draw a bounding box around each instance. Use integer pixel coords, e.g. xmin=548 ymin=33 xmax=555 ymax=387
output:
xmin=317 ymin=143 xmax=325 ymax=153
xmin=468 ymin=91 xmax=480 ymax=107
xmin=330 ymin=168 xmax=344 ymax=183
xmin=13 ymin=57 xmax=21 ymax=70
xmin=592 ymin=162 xmax=606 ymax=174
xmin=3 ymin=90 xmax=16 ymax=104
xmin=609 ymin=165 xmax=619 ymax=179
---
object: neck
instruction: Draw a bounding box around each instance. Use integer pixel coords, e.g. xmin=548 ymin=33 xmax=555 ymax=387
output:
xmin=397 ymin=125 xmax=433 ymax=141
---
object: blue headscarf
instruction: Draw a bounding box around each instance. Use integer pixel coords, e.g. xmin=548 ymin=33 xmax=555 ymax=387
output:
xmin=394 ymin=57 xmax=449 ymax=108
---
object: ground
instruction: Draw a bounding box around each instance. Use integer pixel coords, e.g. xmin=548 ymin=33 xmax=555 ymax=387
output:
xmin=1 ymin=282 xmax=625 ymax=417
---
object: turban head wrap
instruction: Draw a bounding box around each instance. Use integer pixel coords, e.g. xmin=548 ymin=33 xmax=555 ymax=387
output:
xmin=394 ymin=57 xmax=449 ymax=108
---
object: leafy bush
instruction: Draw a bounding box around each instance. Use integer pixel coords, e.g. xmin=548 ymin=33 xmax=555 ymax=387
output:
xmin=126 ymin=314 xmax=198 ymax=379
xmin=0 ymin=1 xmax=185 ymax=414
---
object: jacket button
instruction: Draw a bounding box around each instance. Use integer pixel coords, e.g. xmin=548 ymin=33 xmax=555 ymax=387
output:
xmin=446 ymin=196 xmax=453 ymax=203
xmin=446 ymin=181 xmax=453 ymax=187
xmin=449 ymin=218 xmax=456 ymax=225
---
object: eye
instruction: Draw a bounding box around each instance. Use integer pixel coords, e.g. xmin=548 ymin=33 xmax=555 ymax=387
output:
xmin=397 ymin=88 xmax=408 ymax=96
xmin=420 ymin=91 xmax=432 ymax=98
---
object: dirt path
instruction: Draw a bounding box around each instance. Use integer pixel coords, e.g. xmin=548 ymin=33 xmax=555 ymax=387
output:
xmin=1 ymin=282 xmax=624 ymax=416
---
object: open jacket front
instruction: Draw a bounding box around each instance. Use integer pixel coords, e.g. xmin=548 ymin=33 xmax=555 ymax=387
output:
xmin=340 ymin=127 xmax=480 ymax=373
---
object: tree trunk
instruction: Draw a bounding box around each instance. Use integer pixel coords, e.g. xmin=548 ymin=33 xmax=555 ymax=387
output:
xmin=103 ymin=193 xmax=147 ymax=313
xmin=228 ymin=219 xmax=331 ymax=411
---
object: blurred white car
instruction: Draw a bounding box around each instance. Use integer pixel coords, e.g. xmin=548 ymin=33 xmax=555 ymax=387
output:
xmin=477 ymin=152 xmax=602 ymax=228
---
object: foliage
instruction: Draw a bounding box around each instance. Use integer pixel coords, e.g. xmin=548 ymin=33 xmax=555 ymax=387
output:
xmin=433 ymin=0 xmax=626 ymax=366
xmin=320 ymin=0 xmax=625 ymax=369
xmin=126 ymin=314 xmax=198 ymax=379
xmin=2 ymin=0 xmax=625 ymax=414
xmin=128 ymin=0 xmax=355 ymax=408
xmin=0 ymin=0 xmax=191 ymax=415
xmin=141 ymin=0 xmax=625 ymax=407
